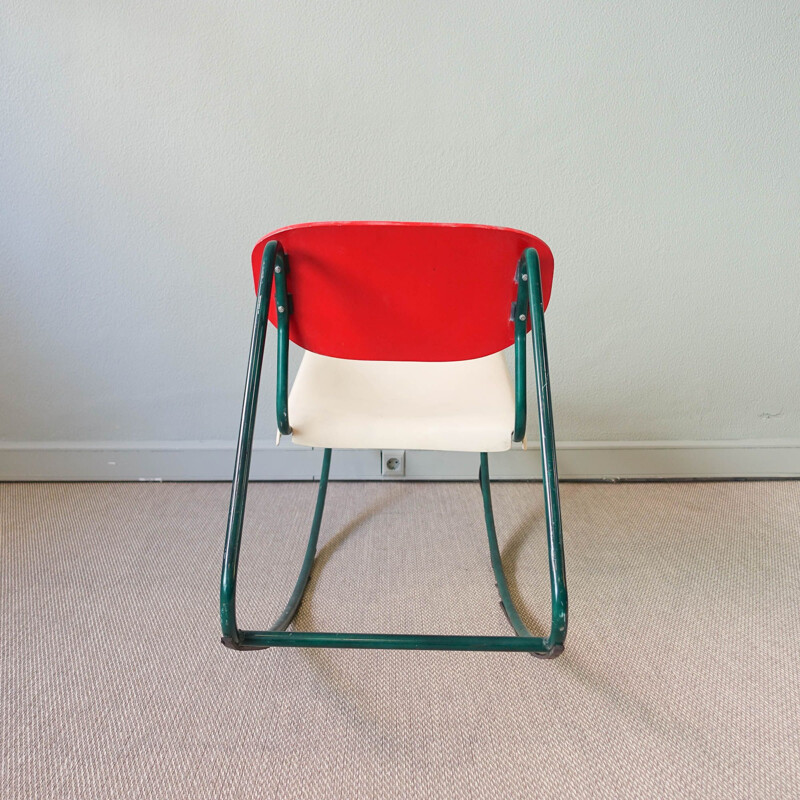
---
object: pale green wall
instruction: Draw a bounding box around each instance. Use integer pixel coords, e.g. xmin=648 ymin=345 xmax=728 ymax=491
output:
xmin=2 ymin=1 xmax=798 ymax=451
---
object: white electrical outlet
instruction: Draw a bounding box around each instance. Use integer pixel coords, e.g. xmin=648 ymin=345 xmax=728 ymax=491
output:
xmin=381 ymin=450 xmax=405 ymax=477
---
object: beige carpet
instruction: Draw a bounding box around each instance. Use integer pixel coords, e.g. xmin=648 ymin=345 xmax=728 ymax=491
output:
xmin=2 ymin=479 xmax=799 ymax=799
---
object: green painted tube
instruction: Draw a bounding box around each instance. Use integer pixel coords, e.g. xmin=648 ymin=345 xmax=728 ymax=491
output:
xmin=480 ymin=453 xmax=534 ymax=637
xmin=220 ymin=241 xmax=279 ymax=644
xmin=274 ymin=250 xmax=292 ymax=435
xmin=513 ymin=256 xmax=529 ymax=442
xmin=237 ymin=630 xmax=554 ymax=653
xmin=525 ymin=248 xmax=568 ymax=648
xmin=268 ymin=449 xmax=332 ymax=632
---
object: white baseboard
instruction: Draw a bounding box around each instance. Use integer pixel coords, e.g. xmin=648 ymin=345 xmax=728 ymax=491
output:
xmin=0 ymin=440 xmax=798 ymax=481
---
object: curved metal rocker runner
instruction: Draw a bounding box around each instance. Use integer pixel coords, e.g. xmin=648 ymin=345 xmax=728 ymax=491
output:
xmin=220 ymin=223 xmax=567 ymax=657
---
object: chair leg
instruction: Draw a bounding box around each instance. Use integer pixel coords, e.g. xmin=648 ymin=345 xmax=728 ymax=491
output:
xmin=223 ymin=450 xmax=563 ymax=655
xmin=257 ymin=449 xmax=331 ymax=634
xmin=220 ymin=241 xmax=291 ymax=647
xmin=480 ymin=453 xmax=565 ymax=658
xmin=221 ymin=449 xmax=332 ymax=650
xmin=525 ymin=247 xmax=568 ymax=650
xmin=481 ymin=244 xmax=568 ymax=656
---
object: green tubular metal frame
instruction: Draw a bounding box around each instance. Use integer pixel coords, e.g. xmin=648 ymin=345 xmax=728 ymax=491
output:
xmin=274 ymin=249 xmax=292 ymax=436
xmin=513 ymin=256 xmax=529 ymax=443
xmin=220 ymin=244 xmax=567 ymax=656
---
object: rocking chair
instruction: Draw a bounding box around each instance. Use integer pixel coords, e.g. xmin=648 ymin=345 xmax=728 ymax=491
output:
xmin=220 ymin=222 xmax=567 ymax=657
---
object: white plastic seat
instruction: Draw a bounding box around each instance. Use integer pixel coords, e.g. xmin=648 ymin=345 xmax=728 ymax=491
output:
xmin=287 ymin=350 xmax=516 ymax=452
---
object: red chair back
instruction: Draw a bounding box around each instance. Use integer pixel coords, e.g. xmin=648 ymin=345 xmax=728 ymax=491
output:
xmin=252 ymin=222 xmax=553 ymax=361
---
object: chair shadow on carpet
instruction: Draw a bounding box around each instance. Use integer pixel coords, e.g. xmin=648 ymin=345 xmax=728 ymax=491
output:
xmin=292 ymin=481 xmax=549 ymax=640
xmin=494 ymin=504 xmax=550 ymax=638
xmin=279 ymin=481 xmax=560 ymax=725
xmin=259 ymin=480 xmax=795 ymax=758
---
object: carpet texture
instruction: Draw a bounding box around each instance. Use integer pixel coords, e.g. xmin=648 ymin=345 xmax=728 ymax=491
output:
xmin=2 ymin=479 xmax=799 ymax=799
